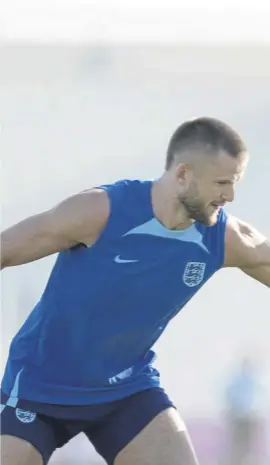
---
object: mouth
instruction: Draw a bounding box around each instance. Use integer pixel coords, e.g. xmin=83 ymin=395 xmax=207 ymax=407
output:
xmin=211 ymin=202 xmax=225 ymax=208
xmin=210 ymin=203 xmax=223 ymax=211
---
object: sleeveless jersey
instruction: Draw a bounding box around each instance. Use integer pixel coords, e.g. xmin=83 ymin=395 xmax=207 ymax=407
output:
xmin=1 ymin=180 xmax=227 ymax=404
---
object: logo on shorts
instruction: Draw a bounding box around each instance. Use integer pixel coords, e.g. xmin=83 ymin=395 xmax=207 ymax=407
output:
xmin=108 ymin=367 xmax=134 ymax=384
xmin=183 ymin=262 xmax=206 ymax=287
xmin=15 ymin=408 xmax=36 ymax=424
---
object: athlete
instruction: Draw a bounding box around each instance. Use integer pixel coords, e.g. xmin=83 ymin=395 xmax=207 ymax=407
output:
xmin=1 ymin=117 xmax=269 ymax=465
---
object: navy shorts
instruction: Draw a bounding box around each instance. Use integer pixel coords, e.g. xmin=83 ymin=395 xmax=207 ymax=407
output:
xmin=0 ymin=388 xmax=175 ymax=464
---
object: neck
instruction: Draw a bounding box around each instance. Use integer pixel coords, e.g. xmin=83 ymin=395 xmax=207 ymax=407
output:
xmin=151 ymin=173 xmax=194 ymax=230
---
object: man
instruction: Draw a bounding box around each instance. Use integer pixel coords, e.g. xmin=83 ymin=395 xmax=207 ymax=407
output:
xmin=1 ymin=117 xmax=269 ymax=465
xmin=224 ymin=356 xmax=264 ymax=465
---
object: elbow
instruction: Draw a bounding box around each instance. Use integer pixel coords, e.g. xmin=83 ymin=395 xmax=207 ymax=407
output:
xmin=1 ymin=254 xmax=9 ymax=270
xmin=1 ymin=246 xmax=14 ymax=269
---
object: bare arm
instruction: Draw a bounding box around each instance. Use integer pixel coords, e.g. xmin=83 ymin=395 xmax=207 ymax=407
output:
xmin=224 ymin=215 xmax=270 ymax=287
xmin=1 ymin=189 xmax=110 ymax=269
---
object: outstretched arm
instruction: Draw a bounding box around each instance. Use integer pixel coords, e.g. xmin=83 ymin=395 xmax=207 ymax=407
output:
xmin=1 ymin=189 xmax=110 ymax=269
xmin=224 ymin=215 xmax=270 ymax=287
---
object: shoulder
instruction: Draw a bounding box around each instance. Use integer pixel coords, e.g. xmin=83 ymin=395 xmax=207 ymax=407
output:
xmin=53 ymin=188 xmax=111 ymax=246
xmin=224 ymin=215 xmax=267 ymax=268
xmin=99 ymin=179 xmax=151 ymax=195
xmin=67 ymin=188 xmax=110 ymax=220
xmin=98 ymin=178 xmax=152 ymax=212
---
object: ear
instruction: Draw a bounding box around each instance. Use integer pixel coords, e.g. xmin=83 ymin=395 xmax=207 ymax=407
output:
xmin=175 ymin=163 xmax=192 ymax=184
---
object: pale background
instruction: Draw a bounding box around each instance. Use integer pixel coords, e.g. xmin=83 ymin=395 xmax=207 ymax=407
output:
xmin=1 ymin=1 xmax=270 ymax=464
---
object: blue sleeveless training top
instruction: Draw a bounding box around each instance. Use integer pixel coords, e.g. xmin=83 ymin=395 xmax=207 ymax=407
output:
xmin=2 ymin=180 xmax=227 ymax=404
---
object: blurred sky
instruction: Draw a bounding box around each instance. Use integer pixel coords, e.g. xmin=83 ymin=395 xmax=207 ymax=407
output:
xmin=1 ymin=0 xmax=270 ymax=43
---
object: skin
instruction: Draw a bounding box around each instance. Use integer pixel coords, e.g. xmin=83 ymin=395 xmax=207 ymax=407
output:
xmin=1 ymin=437 xmax=43 ymax=465
xmin=1 ymin=148 xmax=269 ymax=465
xmin=152 ymin=149 xmax=247 ymax=229
xmin=114 ymin=409 xmax=199 ymax=465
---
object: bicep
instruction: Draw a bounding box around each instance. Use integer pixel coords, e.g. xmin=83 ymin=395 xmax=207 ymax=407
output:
xmin=47 ymin=189 xmax=110 ymax=246
xmin=224 ymin=215 xmax=270 ymax=269
xmin=1 ymin=189 xmax=110 ymax=268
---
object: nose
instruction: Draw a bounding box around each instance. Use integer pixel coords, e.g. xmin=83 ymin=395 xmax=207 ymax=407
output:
xmin=222 ymin=185 xmax=235 ymax=203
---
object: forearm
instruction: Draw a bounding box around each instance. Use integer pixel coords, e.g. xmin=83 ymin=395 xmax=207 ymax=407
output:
xmin=241 ymin=265 xmax=270 ymax=287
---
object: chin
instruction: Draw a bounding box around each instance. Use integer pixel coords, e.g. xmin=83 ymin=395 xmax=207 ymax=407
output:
xmin=196 ymin=213 xmax=218 ymax=226
xmin=207 ymin=212 xmax=219 ymax=226
xmin=208 ymin=217 xmax=218 ymax=226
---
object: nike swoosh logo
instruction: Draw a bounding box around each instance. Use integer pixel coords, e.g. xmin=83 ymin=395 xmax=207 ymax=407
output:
xmin=114 ymin=255 xmax=139 ymax=264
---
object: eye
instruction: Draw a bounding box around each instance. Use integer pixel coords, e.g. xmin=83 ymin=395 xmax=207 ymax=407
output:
xmin=216 ymin=181 xmax=230 ymax=186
